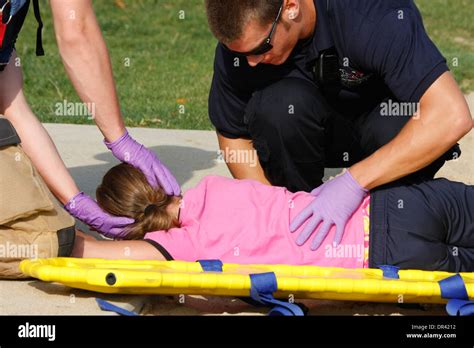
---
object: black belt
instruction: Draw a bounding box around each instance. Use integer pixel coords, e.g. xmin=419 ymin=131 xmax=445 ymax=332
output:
xmin=57 ymin=226 xmax=76 ymax=257
xmin=0 ymin=118 xmax=21 ymax=147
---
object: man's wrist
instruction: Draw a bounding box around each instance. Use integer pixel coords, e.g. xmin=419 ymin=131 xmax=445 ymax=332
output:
xmin=348 ymin=163 xmax=374 ymax=191
xmin=345 ymin=168 xmax=369 ymax=194
xmin=64 ymin=191 xmax=86 ymax=213
xmin=105 ymin=127 xmax=127 ymax=143
xmin=104 ymin=128 xmax=128 ymax=148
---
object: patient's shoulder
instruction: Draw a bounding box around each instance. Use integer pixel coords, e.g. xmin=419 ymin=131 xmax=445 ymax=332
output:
xmin=202 ymin=174 xmax=233 ymax=182
xmin=194 ymin=175 xmax=235 ymax=188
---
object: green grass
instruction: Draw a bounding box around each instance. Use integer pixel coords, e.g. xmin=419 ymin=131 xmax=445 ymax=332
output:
xmin=15 ymin=0 xmax=474 ymax=129
xmin=18 ymin=0 xmax=216 ymax=129
xmin=416 ymin=0 xmax=474 ymax=92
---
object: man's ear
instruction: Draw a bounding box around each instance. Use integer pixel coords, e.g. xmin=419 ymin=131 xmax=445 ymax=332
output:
xmin=285 ymin=0 xmax=301 ymax=21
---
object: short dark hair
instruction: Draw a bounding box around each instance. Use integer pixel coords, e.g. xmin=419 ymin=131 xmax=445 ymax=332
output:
xmin=205 ymin=0 xmax=282 ymax=44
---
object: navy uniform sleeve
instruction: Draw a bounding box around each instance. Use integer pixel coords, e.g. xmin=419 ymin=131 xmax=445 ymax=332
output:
xmin=208 ymin=44 xmax=253 ymax=139
xmin=361 ymin=6 xmax=449 ymax=102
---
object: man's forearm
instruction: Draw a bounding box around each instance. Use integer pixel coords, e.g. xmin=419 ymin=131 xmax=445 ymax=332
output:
xmin=5 ymin=102 xmax=80 ymax=204
xmin=350 ymin=72 xmax=472 ymax=190
xmin=350 ymin=117 xmax=464 ymax=190
xmin=50 ymin=0 xmax=125 ymax=143
xmin=217 ymin=132 xmax=272 ymax=185
xmin=0 ymin=55 xmax=80 ymax=204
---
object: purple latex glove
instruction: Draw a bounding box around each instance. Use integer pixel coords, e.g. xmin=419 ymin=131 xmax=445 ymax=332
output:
xmin=65 ymin=192 xmax=135 ymax=239
xmin=104 ymin=130 xmax=180 ymax=196
xmin=289 ymin=170 xmax=368 ymax=251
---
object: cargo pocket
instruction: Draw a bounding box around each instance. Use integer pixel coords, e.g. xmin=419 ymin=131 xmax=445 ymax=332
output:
xmin=0 ymin=145 xmax=54 ymax=224
xmin=0 ymin=145 xmax=75 ymax=279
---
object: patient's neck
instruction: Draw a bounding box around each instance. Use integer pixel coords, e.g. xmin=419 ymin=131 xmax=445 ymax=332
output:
xmin=166 ymin=196 xmax=182 ymax=225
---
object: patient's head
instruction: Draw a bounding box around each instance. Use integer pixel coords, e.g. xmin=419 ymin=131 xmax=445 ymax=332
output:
xmin=96 ymin=163 xmax=181 ymax=240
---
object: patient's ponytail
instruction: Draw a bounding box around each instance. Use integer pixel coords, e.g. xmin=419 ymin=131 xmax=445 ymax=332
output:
xmin=96 ymin=163 xmax=181 ymax=240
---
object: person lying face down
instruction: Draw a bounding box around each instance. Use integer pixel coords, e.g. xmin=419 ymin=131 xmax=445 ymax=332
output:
xmin=95 ymin=163 xmax=183 ymax=240
xmin=72 ymin=163 xmax=474 ymax=273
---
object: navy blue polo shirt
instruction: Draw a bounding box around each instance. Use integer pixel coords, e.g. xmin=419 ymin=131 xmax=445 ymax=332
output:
xmin=208 ymin=0 xmax=448 ymax=139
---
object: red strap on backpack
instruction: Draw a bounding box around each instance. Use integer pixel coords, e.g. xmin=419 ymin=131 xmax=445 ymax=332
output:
xmin=0 ymin=0 xmax=11 ymax=49
xmin=0 ymin=21 xmax=6 ymax=48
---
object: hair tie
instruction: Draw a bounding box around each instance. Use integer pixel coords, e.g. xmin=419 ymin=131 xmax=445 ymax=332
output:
xmin=144 ymin=204 xmax=157 ymax=216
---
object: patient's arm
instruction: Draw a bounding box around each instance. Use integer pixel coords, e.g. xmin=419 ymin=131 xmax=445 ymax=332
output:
xmin=72 ymin=230 xmax=166 ymax=260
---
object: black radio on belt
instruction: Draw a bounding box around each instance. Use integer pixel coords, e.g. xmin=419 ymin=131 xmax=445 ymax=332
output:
xmin=312 ymin=47 xmax=340 ymax=86
xmin=312 ymin=47 xmax=376 ymax=95
xmin=312 ymin=47 xmax=341 ymax=96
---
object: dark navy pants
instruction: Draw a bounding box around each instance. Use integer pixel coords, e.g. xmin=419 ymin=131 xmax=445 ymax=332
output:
xmin=369 ymin=178 xmax=474 ymax=272
xmin=244 ymin=77 xmax=461 ymax=192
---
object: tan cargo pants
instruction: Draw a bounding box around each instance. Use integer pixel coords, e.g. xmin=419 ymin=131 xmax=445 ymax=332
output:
xmin=0 ymin=120 xmax=75 ymax=279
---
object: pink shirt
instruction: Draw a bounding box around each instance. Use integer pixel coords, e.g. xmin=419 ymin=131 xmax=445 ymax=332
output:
xmin=145 ymin=175 xmax=370 ymax=268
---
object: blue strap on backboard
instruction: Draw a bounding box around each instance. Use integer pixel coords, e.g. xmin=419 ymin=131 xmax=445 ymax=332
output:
xmin=96 ymin=298 xmax=139 ymax=316
xmin=197 ymin=259 xmax=223 ymax=272
xmin=439 ymin=274 xmax=473 ymax=316
xmin=378 ymin=265 xmax=400 ymax=279
xmin=249 ymin=272 xmax=305 ymax=316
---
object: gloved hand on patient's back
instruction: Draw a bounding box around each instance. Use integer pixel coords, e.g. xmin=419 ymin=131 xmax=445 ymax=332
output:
xmin=104 ymin=129 xmax=181 ymax=196
xmin=65 ymin=192 xmax=134 ymax=238
xmin=289 ymin=170 xmax=368 ymax=251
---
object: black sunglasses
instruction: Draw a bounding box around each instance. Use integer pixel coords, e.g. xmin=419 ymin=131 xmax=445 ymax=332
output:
xmin=224 ymin=1 xmax=284 ymax=57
